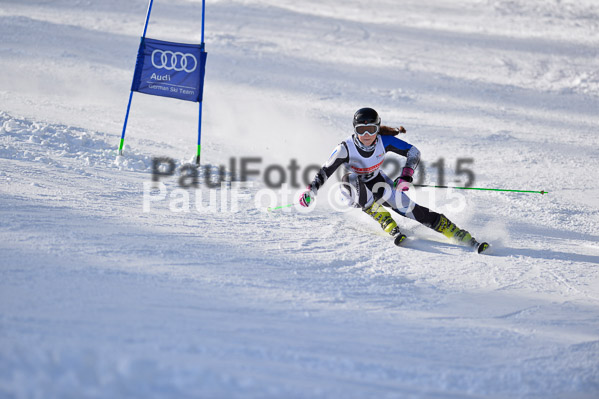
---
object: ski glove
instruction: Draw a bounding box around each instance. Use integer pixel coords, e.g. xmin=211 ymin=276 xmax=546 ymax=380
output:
xmin=394 ymin=167 xmax=414 ymax=192
xmin=299 ymin=187 xmax=316 ymax=207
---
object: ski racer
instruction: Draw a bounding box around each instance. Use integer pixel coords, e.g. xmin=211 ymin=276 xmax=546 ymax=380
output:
xmin=299 ymin=107 xmax=489 ymax=253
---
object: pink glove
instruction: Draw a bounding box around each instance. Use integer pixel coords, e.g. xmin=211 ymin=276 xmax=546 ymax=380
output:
xmin=394 ymin=167 xmax=414 ymax=192
xmin=299 ymin=187 xmax=315 ymax=207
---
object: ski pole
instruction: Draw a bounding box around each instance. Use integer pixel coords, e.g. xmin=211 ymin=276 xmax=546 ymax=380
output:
xmin=267 ymin=202 xmax=297 ymax=211
xmin=413 ymin=184 xmax=547 ymax=195
xmin=267 ymin=184 xmax=547 ymax=212
xmin=267 ymin=195 xmax=311 ymax=211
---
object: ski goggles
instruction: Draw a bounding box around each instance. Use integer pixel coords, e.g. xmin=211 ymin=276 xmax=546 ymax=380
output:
xmin=354 ymin=124 xmax=380 ymax=136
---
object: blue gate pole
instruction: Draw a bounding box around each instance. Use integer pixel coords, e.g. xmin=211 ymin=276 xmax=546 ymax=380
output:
xmin=119 ymin=0 xmax=155 ymax=155
xmin=196 ymin=0 xmax=206 ymax=165
xmin=196 ymin=101 xmax=203 ymax=165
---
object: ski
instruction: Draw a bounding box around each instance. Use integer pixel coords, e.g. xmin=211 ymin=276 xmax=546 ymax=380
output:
xmin=390 ymin=233 xmax=489 ymax=254
xmin=393 ymin=233 xmax=407 ymax=246
xmin=476 ymin=242 xmax=490 ymax=254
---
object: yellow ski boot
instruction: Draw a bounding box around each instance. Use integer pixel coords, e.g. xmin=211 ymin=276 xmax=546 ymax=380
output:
xmin=433 ymin=214 xmax=489 ymax=253
xmin=363 ymin=202 xmax=406 ymax=246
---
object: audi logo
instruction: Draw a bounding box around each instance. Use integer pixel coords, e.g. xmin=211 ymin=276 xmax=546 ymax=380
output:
xmin=151 ymin=50 xmax=198 ymax=73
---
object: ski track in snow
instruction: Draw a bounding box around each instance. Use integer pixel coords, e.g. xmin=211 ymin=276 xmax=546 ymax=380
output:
xmin=1 ymin=0 xmax=599 ymax=398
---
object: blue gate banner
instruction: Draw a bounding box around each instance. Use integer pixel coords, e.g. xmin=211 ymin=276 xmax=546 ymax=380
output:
xmin=131 ymin=38 xmax=207 ymax=102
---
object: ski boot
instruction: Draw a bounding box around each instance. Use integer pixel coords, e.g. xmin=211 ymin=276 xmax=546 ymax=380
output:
xmin=432 ymin=214 xmax=489 ymax=254
xmin=363 ymin=202 xmax=407 ymax=246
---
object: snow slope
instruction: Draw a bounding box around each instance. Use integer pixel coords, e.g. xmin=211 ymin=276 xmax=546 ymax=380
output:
xmin=1 ymin=0 xmax=598 ymax=397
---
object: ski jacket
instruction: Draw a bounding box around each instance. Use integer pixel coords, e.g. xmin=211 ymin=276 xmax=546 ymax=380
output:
xmin=308 ymin=134 xmax=421 ymax=193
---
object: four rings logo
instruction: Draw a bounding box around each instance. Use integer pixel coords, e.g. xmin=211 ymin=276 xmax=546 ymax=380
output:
xmin=151 ymin=49 xmax=198 ymax=73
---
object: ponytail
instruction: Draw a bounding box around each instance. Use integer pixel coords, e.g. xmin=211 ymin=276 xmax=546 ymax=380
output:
xmin=379 ymin=125 xmax=406 ymax=136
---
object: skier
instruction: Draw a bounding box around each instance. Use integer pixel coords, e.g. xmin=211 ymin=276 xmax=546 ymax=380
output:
xmin=299 ymin=107 xmax=489 ymax=253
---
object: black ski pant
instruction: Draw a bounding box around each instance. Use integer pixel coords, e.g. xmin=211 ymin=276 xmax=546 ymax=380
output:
xmin=341 ymin=172 xmax=440 ymax=228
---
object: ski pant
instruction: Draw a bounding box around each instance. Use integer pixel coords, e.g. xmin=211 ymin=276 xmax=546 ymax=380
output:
xmin=340 ymin=172 xmax=440 ymax=228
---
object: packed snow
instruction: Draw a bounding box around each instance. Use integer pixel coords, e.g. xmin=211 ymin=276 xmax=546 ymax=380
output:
xmin=1 ymin=0 xmax=598 ymax=398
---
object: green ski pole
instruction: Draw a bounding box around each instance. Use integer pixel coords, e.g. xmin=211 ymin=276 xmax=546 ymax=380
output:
xmin=413 ymin=184 xmax=547 ymax=195
xmin=267 ymin=196 xmax=311 ymax=211
xmin=268 ymin=184 xmax=547 ymax=212
xmin=267 ymin=203 xmax=297 ymax=211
